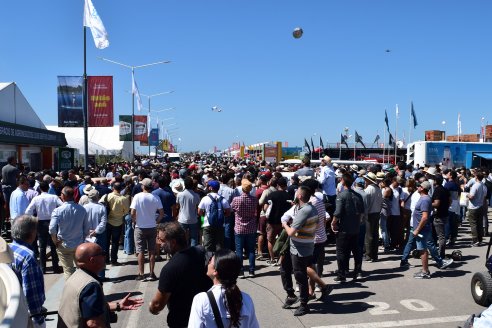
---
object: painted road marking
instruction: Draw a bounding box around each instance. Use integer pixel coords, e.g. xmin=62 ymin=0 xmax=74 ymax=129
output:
xmin=311 ymin=315 xmax=470 ymax=328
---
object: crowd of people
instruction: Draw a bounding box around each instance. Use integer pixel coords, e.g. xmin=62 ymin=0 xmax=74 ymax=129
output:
xmin=1 ymin=153 xmax=492 ymax=327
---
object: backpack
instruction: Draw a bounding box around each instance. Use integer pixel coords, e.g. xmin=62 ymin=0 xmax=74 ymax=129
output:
xmin=207 ymin=194 xmax=225 ymax=227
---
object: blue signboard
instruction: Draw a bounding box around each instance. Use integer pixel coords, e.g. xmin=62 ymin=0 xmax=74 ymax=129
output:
xmin=425 ymin=143 xmax=466 ymax=168
xmin=149 ymin=128 xmax=159 ymax=146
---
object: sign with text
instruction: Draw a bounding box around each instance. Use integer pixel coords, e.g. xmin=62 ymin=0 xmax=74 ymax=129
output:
xmin=57 ymin=147 xmax=75 ymax=171
xmin=57 ymin=76 xmax=84 ymax=127
xmin=88 ymin=76 xmax=113 ymax=127
xmin=119 ymin=115 xmax=132 ymax=141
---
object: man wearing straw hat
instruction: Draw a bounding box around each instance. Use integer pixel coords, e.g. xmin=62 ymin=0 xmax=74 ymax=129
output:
xmin=363 ymin=172 xmax=383 ymax=262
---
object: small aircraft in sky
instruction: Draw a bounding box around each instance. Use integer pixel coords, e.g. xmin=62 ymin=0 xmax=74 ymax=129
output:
xmin=385 ymin=49 xmax=391 ymax=53
xmin=211 ymin=106 xmax=222 ymax=112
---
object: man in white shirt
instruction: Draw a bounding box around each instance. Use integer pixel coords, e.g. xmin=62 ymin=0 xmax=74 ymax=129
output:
xmin=198 ymin=180 xmax=231 ymax=252
xmin=25 ymin=181 xmax=63 ymax=273
xmin=131 ymin=178 xmax=164 ymax=281
xmin=317 ymin=156 xmax=337 ymax=217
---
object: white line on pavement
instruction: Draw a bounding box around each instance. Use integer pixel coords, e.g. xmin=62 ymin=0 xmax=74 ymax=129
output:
xmin=311 ymin=315 xmax=470 ymax=328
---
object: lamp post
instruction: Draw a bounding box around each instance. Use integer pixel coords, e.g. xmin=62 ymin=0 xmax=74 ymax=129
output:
xmin=140 ymin=91 xmax=173 ymax=157
xmin=441 ymin=121 xmax=446 ymax=141
xmin=98 ymin=57 xmax=170 ymax=162
xmin=481 ymin=117 xmax=486 ymax=142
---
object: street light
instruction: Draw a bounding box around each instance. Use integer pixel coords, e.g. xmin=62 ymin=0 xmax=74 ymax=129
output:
xmin=140 ymin=91 xmax=173 ymax=157
xmin=98 ymin=57 xmax=171 ymax=161
xmin=442 ymin=121 xmax=446 ymax=140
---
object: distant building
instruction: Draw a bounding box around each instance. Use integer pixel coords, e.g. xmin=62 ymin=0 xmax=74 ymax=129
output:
xmin=0 ymin=82 xmax=67 ymax=170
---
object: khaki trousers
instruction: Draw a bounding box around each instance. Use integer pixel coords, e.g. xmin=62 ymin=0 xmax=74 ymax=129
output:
xmin=56 ymin=244 xmax=76 ymax=280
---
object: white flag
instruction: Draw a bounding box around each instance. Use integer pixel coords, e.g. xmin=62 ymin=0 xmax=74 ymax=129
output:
xmin=132 ymin=72 xmax=143 ymax=112
xmin=83 ymin=0 xmax=109 ymax=49
xmin=457 ymin=113 xmax=462 ymax=135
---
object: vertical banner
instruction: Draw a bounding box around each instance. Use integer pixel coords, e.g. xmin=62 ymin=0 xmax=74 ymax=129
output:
xmin=57 ymin=76 xmax=84 ymax=127
xmin=149 ymin=128 xmax=159 ymax=146
xmin=57 ymin=147 xmax=75 ymax=171
xmin=161 ymin=139 xmax=170 ymax=151
xmin=119 ymin=115 xmax=132 ymax=141
xmin=133 ymin=115 xmax=148 ymax=143
xmin=88 ymin=76 xmax=113 ymax=127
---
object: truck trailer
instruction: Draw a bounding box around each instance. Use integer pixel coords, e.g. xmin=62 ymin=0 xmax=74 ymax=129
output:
xmin=407 ymin=141 xmax=492 ymax=169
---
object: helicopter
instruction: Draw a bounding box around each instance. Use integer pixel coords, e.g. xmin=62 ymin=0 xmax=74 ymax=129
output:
xmin=211 ymin=106 xmax=222 ymax=112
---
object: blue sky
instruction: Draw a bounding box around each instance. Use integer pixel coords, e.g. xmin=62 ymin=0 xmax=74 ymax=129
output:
xmin=2 ymin=1 xmax=492 ymax=152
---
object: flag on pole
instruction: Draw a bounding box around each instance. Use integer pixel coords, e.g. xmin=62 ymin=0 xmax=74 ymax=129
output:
xmin=373 ymin=134 xmax=380 ymax=145
xmin=340 ymin=134 xmax=349 ymax=148
xmin=355 ymin=131 xmax=366 ymax=148
xmin=83 ymin=0 xmax=109 ymax=49
xmin=304 ymin=138 xmax=311 ymax=153
xmin=310 ymin=137 xmax=315 ymax=153
xmin=411 ymin=101 xmax=418 ymax=128
xmin=132 ymin=72 xmax=143 ymax=112
xmin=384 ymin=110 xmax=390 ymax=132
xmin=319 ymin=136 xmax=324 ymax=150
xmin=389 ymin=133 xmax=395 ymax=147
xmin=457 ymin=113 xmax=462 ymax=136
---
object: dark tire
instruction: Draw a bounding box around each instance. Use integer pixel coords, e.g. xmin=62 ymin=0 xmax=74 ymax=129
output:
xmin=471 ymin=271 xmax=492 ymax=307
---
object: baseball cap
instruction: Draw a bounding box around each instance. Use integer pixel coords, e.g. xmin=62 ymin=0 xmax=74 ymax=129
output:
xmin=419 ymin=181 xmax=431 ymax=191
xmin=355 ymin=177 xmax=365 ymax=186
xmin=207 ymin=180 xmax=220 ymax=190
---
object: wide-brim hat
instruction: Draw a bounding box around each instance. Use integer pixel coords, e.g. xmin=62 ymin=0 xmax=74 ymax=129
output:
xmin=376 ymin=172 xmax=386 ymax=180
xmin=172 ymin=181 xmax=184 ymax=193
xmin=83 ymin=184 xmax=94 ymax=195
xmin=364 ymin=172 xmax=378 ymax=184
xmin=426 ymin=167 xmax=438 ymax=176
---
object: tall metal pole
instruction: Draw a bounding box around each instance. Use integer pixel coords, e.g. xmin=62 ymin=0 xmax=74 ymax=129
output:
xmin=148 ymin=97 xmax=151 ymax=157
xmin=131 ymin=68 xmax=135 ymax=163
xmin=83 ymin=27 xmax=89 ymax=170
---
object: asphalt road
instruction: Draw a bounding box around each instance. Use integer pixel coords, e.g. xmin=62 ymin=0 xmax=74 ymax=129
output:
xmin=43 ymin=221 xmax=490 ymax=328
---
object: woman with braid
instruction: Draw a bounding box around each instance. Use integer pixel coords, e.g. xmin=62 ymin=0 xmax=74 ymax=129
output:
xmin=188 ymin=249 xmax=259 ymax=328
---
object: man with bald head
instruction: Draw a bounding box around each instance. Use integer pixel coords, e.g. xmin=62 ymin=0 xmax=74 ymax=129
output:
xmin=58 ymin=243 xmax=143 ymax=328
xmin=49 ymin=186 xmax=89 ymax=280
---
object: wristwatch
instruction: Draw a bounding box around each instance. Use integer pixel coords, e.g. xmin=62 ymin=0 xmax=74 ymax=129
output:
xmin=116 ymin=302 xmax=121 ymax=312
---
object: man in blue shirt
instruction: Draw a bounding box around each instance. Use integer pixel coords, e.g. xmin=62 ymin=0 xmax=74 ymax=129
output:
xmin=9 ymin=176 xmax=30 ymax=221
xmin=49 ymin=186 xmax=89 ymax=280
xmin=9 ymin=215 xmax=46 ymax=327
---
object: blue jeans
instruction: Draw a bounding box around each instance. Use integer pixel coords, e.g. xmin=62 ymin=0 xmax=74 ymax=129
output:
xmin=95 ymin=232 xmax=107 ymax=278
xmin=235 ymin=233 xmax=256 ymax=273
xmin=124 ymin=214 xmax=135 ymax=255
xmin=380 ymin=214 xmax=390 ymax=248
xmin=179 ymin=222 xmax=199 ymax=246
xmin=224 ymin=215 xmax=235 ymax=251
xmin=402 ymin=228 xmax=443 ymax=265
xmin=415 ymin=228 xmax=443 ymax=266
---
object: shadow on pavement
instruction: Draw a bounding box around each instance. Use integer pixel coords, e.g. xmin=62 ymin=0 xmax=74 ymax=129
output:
xmin=106 ymin=291 xmax=143 ymax=302
xmin=432 ymin=269 xmax=471 ymax=278
xmin=111 ymin=274 xmax=139 ymax=283
xmin=309 ymin=298 xmax=374 ymax=314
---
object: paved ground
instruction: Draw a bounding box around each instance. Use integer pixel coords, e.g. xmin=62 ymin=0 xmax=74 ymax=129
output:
xmin=43 ymin=222 xmax=490 ymax=328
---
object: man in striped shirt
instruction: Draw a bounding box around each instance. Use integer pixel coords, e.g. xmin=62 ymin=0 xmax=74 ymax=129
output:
xmin=280 ymin=185 xmax=319 ymax=317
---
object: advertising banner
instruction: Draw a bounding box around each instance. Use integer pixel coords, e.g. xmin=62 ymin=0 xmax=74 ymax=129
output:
xmin=133 ymin=115 xmax=148 ymax=143
xmin=57 ymin=147 xmax=75 ymax=171
xmin=161 ymin=139 xmax=170 ymax=151
xmin=58 ymin=76 xmax=84 ymax=127
xmin=149 ymin=128 xmax=159 ymax=146
xmin=119 ymin=115 xmax=132 ymax=141
xmin=88 ymin=76 xmax=113 ymax=127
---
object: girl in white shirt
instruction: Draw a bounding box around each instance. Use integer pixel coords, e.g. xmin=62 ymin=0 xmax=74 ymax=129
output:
xmin=188 ymin=249 xmax=259 ymax=328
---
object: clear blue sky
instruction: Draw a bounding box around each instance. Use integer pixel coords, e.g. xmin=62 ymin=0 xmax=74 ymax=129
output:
xmin=2 ymin=1 xmax=492 ymax=152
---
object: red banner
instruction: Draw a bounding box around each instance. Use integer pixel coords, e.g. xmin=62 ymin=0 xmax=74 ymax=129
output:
xmin=88 ymin=76 xmax=113 ymax=127
xmin=133 ymin=115 xmax=148 ymax=143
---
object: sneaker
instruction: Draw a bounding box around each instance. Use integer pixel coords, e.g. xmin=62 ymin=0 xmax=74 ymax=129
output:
xmin=318 ymin=285 xmax=334 ymax=301
xmin=256 ymin=255 xmax=266 ymax=261
xmin=472 ymin=242 xmax=482 ymax=247
xmin=294 ymin=303 xmax=310 ymax=316
xmin=248 ymin=271 xmax=255 ymax=278
xmin=352 ymin=271 xmax=363 ymax=281
xmin=135 ymin=274 xmax=144 ymax=281
xmin=308 ymin=294 xmax=316 ymax=301
xmin=438 ymin=258 xmax=454 ymax=269
xmin=111 ymin=261 xmax=122 ymax=266
xmin=314 ymin=286 xmax=321 ymax=293
xmin=266 ymin=259 xmax=277 ymax=266
xmin=295 ymin=285 xmax=299 ymax=292
xmin=413 ymin=271 xmax=431 ymax=279
xmin=239 ymin=272 xmax=247 ymax=279
xmin=334 ymin=276 xmax=346 ymax=283
xmin=400 ymin=260 xmax=410 ymax=268
xmin=282 ymin=295 xmax=299 ymax=309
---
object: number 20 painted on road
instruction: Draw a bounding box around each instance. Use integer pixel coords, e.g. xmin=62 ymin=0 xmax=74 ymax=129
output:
xmin=367 ymin=299 xmax=435 ymax=315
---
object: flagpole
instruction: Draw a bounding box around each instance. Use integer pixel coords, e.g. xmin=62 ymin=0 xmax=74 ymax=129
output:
xmin=83 ymin=26 xmax=89 ymax=170
xmin=383 ymin=128 xmax=386 ymax=164
xmin=395 ymin=104 xmax=399 ymax=164
xmin=409 ymin=103 xmax=412 ymax=145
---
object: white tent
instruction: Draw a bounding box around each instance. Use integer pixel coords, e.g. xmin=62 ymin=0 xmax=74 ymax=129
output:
xmin=0 ymin=82 xmax=46 ymax=128
xmin=47 ymin=125 xmax=132 ymax=159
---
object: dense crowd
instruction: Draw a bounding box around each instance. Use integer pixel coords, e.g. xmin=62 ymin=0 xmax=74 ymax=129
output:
xmin=1 ymin=154 xmax=492 ymax=327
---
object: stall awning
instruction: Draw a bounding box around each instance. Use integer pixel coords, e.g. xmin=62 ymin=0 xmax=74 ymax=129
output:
xmin=475 ymin=153 xmax=492 ymax=160
xmin=0 ymin=120 xmax=67 ymax=147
